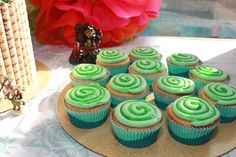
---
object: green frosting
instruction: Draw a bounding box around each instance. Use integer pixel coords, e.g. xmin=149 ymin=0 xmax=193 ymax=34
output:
xmin=97 ymin=49 xmax=128 ymax=63
xmin=169 ymin=53 xmax=200 ymax=66
xmin=131 ymin=46 xmax=162 ymax=60
xmin=172 ymin=96 xmax=220 ymax=127
xmin=65 ymin=83 xmax=110 ymax=109
xmin=157 ymin=76 xmax=195 ymax=94
xmin=0 ymin=0 xmax=9 ymax=4
xmin=131 ymin=59 xmax=165 ymax=75
xmin=72 ymin=64 xmax=107 ymax=80
xmin=114 ymin=100 xmax=162 ymax=128
xmin=109 ymin=73 xmax=147 ymax=94
xmin=190 ymin=65 xmax=228 ymax=81
xmin=204 ymin=83 xmax=236 ymax=105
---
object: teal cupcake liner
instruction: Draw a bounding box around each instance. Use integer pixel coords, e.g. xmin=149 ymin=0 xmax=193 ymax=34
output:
xmin=71 ymin=71 xmax=110 ymax=87
xmin=110 ymin=114 xmax=162 ymax=148
xmin=110 ymin=91 xmax=149 ymax=108
xmin=189 ymin=76 xmax=207 ymax=92
xmin=106 ymin=63 xmax=130 ymax=77
xmin=167 ymin=117 xmax=219 ymax=145
xmin=64 ymin=102 xmax=110 ymax=129
xmin=216 ymin=105 xmax=236 ymax=123
xmin=167 ymin=63 xmax=190 ymax=78
xmin=152 ymin=87 xmax=179 ymax=110
xmin=142 ymin=73 xmax=167 ymax=92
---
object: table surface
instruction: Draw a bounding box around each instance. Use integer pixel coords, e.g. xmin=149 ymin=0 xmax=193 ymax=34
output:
xmin=0 ymin=36 xmax=236 ymax=157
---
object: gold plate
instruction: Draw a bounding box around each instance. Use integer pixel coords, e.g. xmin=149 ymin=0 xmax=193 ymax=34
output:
xmin=0 ymin=60 xmax=51 ymax=113
xmin=56 ymin=84 xmax=236 ymax=157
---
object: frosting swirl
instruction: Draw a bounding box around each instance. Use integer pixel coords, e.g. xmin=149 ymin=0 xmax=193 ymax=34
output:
xmin=169 ymin=53 xmax=200 ymax=66
xmin=204 ymin=83 xmax=236 ymax=105
xmin=97 ymin=49 xmax=128 ymax=63
xmin=131 ymin=59 xmax=165 ymax=74
xmin=72 ymin=64 xmax=107 ymax=80
xmin=190 ymin=65 xmax=228 ymax=81
xmin=131 ymin=46 xmax=162 ymax=60
xmin=109 ymin=73 xmax=147 ymax=94
xmin=172 ymin=96 xmax=220 ymax=126
xmin=65 ymin=83 xmax=110 ymax=109
xmin=115 ymin=100 xmax=162 ymax=128
xmin=158 ymin=76 xmax=195 ymax=94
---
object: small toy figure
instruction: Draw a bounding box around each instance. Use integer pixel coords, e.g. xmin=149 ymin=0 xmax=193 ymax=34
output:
xmin=0 ymin=77 xmax=25 ymax=115
xmin=69 ymin=23 xmax=102 ymax=65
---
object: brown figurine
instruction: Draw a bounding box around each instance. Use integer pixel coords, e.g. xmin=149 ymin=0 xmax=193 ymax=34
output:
xmin=0 ymin=77 xmax=25 ymax=115
xmin=69 ymin=23 xmax=102 ymax=65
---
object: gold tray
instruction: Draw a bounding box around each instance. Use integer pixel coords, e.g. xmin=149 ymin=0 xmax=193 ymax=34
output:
xmin=56 ymin=84 xmax=236 ymax=157
xmin=0 ymin=60 xmax=51 ymax=113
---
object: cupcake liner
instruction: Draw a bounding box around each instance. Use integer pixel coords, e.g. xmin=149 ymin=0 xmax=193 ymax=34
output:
xmin=71 ymin=71 xmax=110 ymax=87
xmin=189 ymin=76 xmax=208 ymax=92
xmin=110 ymin=91 xmax=149 ymax=108
xmin=105 ymin=63 xmax=130 ymax=77
xmin=216 ymin=105 xmax=236 ymax=123
xmin=142 ymin=73 xmax=167 ymax=92
xmin=167 ymin=63 xmax=190 ymax=78
xmin=110 ymin=115 xmax=162 ymax=148
xmin=64 ymin=103 xmax=110 ymax=129
xmin=152 ymin=88 xmax=179 ymax=110
xmin=167 ymin=117 xmax=219 ymax=145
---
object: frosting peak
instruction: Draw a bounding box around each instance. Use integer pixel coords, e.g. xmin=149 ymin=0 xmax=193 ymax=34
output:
xmin=131 ymin=46 xmax=162 ymax=60
xmin=65 ymin=83 xmax=110 ymax=109
xmin=72 ymin=64 xmax=107 ymax=80
xmin=157 ymin=76 xmax=195 ymax=94
xmin=97 ymin=49 xmax=128 ymax=63
xmin=115 ymin=100 xmax=162 ymax=128
xmin=131 ymin=59 xmax=165 ymax=74
xmin=172 ymin=96 xmax=220 ymax=126
xmin=109 ymin=73 xmax=147 ymax=94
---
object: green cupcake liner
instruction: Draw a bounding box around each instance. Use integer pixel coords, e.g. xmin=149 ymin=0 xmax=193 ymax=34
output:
xmin=167 ymin=117 xmax=219 ymax=145
xmin=105 ymin=63 xmax=130 ymax=77
xmin=216 ymin=105 xmax=236 ymax=123
xmin=64 ymin=102 xmax=110 ymax=128
xmin=110 ymin=114 xmax=162 ymax=148
xmin=189 ymin=76 xmax=208 ymax=92
xmin=110 ymin=91 xmax=149 ymax=108
xmin=71 ymin=71 xmax=110 ymax=87
xmin=167 ymin=63 xmax=190 ymax=78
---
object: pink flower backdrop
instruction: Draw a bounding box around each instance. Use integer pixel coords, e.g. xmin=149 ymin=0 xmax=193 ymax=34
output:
xmin=27 ymin=0 xmax=161 ymax=47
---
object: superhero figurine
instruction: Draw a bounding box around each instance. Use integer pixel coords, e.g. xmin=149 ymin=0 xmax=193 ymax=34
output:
xmin=69 ymin=23 xmax=102 ymax=65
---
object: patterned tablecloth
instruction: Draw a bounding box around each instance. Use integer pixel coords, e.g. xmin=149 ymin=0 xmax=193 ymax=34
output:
xmin=0 ymin=37 xmax=236 ymax=157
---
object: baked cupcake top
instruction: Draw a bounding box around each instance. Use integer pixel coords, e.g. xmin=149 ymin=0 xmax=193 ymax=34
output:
xmin=203 ymin=83 xmax=236 ymax=105
xmin=72 ymin=64 xmax=107 ymax=80
xmin=130 ymin=46 xmax=162 ymax=60
xmin=97 ymin=49 xmax=128 ymax=64
xmin=157 ymin=76 xmax=195 ymax=94
xmin=130 ymin=59 xmax=165 ymax=75
xmin=168 ymin=53 xmax=200 ymax=66
xmin=114 ymin=100 xmax=162 ymax=128
xmin=65 ymin=83 xmax=110 ymax=109
xmin=171 ymin=96 xmax=220 ymax=126
xmin=190 ymin=65 xmax=228 ymax=81
xmin=109 ymin=73 xmax=147 ymax=94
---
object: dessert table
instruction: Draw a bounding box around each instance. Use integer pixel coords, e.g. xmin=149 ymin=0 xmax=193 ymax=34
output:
xmin=0 ymin=36 xmax=236 ymax=157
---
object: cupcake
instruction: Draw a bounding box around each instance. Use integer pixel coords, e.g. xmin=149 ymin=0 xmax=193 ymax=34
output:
xmin=110 ymin=100 xmax=162 ymax=148
xmin=70 ymin=63 xmax=110 ymax=87
xmin=64 ymin=83 xmax=111 ymax=128
xmin=167 ymin=53 xmax=202 ymax=78
xmin=129 ymin=59 xmax=167 ymax=90
xmin=152 ymin=75 xmax=196 ymax=110
xmin=167 ymin=96 xmax=220 ymax=145
xmin=96 ymin=49 xmax=130 ymax=76
xmin=199 ymin=83 xmax=236 ymax=123
xmin=106 ymin=73 xmax=149 ymax=108
xmin=189 ymin=65 xmax=230 ymax=91
xmin=129 ymin=46 xmax=162 ymax=62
